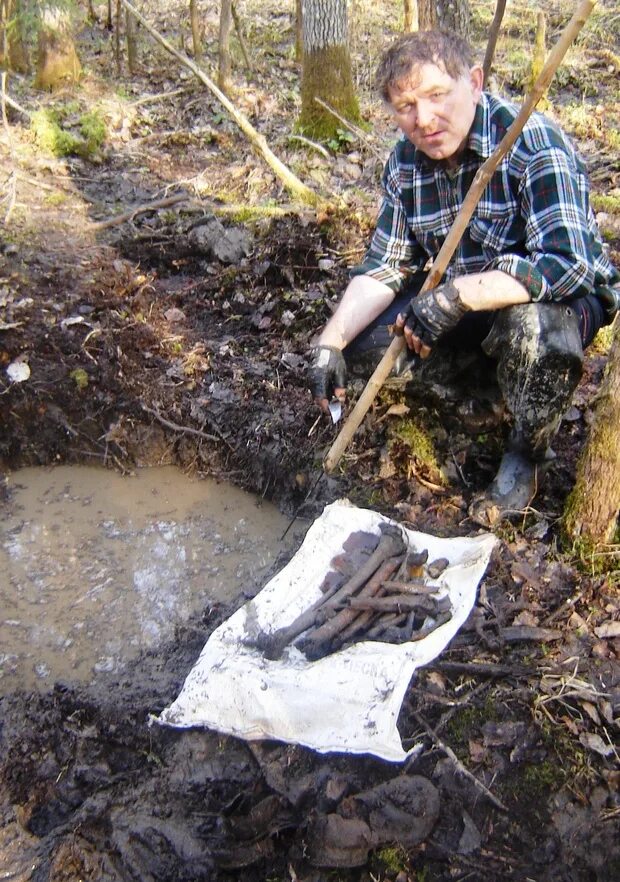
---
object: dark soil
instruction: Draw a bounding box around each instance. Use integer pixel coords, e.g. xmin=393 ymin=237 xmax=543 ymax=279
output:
xmin=1 ymin=3 xmax=619 ymax=881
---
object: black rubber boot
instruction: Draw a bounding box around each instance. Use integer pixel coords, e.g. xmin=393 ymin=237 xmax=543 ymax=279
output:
xmin=469 ymin=302 xmax=583 ymax=526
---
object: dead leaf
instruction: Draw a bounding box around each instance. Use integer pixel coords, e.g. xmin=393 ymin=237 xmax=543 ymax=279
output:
xmin=579 ymin=732 xmax=615 ymax=758
xmin=594 ymin=622 xmax=620 ymax=640
xmin=580 ymin=700 xmax=601 ymax=725
xmin=468 ymin=739 xmax=486 ymax=763
xmin=512 ymin=610 xmax=539 ymax=627
xmin=164 ymin=307 xmax=186 ymax=323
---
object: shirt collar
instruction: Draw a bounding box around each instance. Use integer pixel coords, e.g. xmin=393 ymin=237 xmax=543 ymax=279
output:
xmin=466 ymin=92 xmax=493 ymax=160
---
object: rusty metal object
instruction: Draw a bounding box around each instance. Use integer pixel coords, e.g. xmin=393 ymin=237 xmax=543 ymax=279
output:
xmin=256 ymin=525 xmax=406 ymax=660
xmin=299 ymin=554 xmax=404 ymax=660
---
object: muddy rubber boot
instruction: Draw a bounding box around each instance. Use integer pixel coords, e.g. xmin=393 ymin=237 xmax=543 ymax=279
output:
xmin=469 ymin=302 xmax=583 ymax=527
xmin=469 ymin=448 xmax=555 ymax=526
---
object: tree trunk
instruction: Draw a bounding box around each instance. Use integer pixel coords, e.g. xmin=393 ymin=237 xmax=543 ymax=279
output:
xmin=418 ymin=0 xmax=470 ymax=38
xmin=404 ymin=0 xmax=418 ymax=32
xmin=126 ymin=8 xmax=137 ymax=73
xmin=1 ymin=0 xmax=29 ymax=72
xmin=295 ymin=0 xmax=302 ymax=61
xmin=563 ymin=325 xmax=620 ymax=549
xmin=189 ymin=0 xmax=202 ymax=62
xmin=482 ymin=0 xmax=507 ymax=88
xmin=218 ymin=0 xmax=232 ymax=92
xmin=231 ymin=3 xmax=252 ymax=74
xmin=35 ymin=5 xmax=82 ymax=90
xmin=298 ymin=0 xmax=361 ymax=140
xmin=114 ymin=0 xmax=121 ymax=74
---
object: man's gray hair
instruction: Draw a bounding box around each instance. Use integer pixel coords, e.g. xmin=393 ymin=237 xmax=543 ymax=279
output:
xmin=376 ymin=30 xmax=475 ymax=101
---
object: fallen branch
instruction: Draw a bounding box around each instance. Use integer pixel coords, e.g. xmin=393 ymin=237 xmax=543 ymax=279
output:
xmin=141 ymin=403 xmax=221 ymax=444
xmin=314 ymin=96 xmax=385 ymax=161
xmin=2 ymin=92 xmax=31 ymax=118
xmin=414 ymin=712 xmax=508 ymax=812
xmin=120 ymin=0 xmax=319 ymax=206
xmin=91 ymin=193 xmax=189 ymax=230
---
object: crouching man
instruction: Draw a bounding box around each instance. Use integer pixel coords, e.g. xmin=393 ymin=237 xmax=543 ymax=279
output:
xmin=307 ymin=30 xmax=619 ymax=526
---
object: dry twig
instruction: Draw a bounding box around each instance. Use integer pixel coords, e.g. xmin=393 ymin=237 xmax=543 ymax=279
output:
xmin=414 ymin=711 xmax=508 ymax=812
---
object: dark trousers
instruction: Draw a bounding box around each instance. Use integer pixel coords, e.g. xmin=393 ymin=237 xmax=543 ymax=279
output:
xmin=343 ymin=275 xmax=604 ymax=458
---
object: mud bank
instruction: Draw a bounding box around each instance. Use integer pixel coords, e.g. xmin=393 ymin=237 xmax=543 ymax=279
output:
xmin=1 ymin=214 xmax=618 ymax=882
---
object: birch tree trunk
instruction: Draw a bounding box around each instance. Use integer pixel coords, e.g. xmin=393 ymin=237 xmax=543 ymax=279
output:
xmin=563 ymin=326 xmax=620 ymax=549
xmin=298 ymin=0 xmax=361 ymax=140
xmin=418 ymin=0 xmax=470 ymax=38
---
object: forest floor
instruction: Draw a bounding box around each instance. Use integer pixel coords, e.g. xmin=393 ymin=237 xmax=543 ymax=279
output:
xmin=1 ymin=1 xmax=619 ymax=880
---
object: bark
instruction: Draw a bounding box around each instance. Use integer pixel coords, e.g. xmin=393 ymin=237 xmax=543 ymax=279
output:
xmin=189 ymin=0 xmax=202 ymax=62
xmin=114 ymin=0 xmax=121 ymax=75
xmin=563 ymin=324 xmax=620 ymax=547
xmin=1 ymin=0 xmax=28 ymax=72
xmin=299 ymin=0 xmax=361 ymax=140
xmin=482 ymin=0 xmax=507 ymax=88
xmin=126 ymin=8 xmax=137 ymax=73
xmin=418 ymin=0 xmax=470 ymax=38
xmin=35 ymin=5 xmax=82 ymax=90
xmin=218 ymin=0 xmax=232 ymax=92
xmin=403 ymin=0 xmax=418 ymax=32
xmin=231 ymin=3 xmax=252 ymax=74
xmin=295 ymin=0 xmax=302 ymax=61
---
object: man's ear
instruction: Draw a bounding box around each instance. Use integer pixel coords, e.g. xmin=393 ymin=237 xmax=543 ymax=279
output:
xmin=469 ymin=64 xmax=484 ymax=98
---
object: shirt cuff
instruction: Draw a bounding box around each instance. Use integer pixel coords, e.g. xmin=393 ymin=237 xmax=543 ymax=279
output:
xmin=349 ymin=260 xmax=407 ymax=292
xmin=486 ymin=256 xmax=552 ymax=302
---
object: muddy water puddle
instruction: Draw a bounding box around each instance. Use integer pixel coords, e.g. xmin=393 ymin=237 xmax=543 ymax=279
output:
xmin=0 ymin=465 xmax=304 ymax=693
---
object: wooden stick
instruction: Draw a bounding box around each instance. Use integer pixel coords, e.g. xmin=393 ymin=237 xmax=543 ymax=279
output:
xmin=91 ymin=193 xmax=189 ymax=230
xmin=119 ymin=0 xmax=318 ymax=206
xmin=322 ymin=0 xmax=597 ymax=474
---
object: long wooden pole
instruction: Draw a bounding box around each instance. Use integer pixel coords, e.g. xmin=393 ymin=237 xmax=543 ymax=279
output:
xmin=323 ymin=0 xmax=596 ymax=474
xmin=119 ymin=0 xmax=319 ymax=206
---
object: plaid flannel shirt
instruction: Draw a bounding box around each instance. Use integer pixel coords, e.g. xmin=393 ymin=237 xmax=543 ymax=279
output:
xmin=352 ymin=92 xmax=618 ymax=301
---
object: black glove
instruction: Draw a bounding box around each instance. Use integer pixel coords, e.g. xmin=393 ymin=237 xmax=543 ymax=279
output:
xmin=308 ymin=345 xmax=347 ymax=402
xmin=402 ymin=280 xmax=470 ymax=347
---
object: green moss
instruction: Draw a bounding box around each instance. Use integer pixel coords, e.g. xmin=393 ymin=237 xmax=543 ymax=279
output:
xmin=30 ymin=106 xmax=106 ymax=159
xmin=31 ymin=108 xmax=77 ymax=156
xmin=298 ymin=44 xmax=362 ymax=141
xmin=387 ymin=416 xmax=446 ymax=485
xmin=79 ymin=110 xmax=106 ymax=153
xmin=70 ymin=368 xmax=89 ymax=391
xmin=376 ymin=844 xmax=408 ymax=874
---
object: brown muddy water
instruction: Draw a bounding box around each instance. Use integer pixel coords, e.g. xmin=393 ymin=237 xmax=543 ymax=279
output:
xmin=0 ymin=465 xmax=304 ymax=693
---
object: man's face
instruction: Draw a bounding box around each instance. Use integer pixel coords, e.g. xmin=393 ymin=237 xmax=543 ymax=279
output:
xmin=387 ymin=62 xmax=483 ymax=163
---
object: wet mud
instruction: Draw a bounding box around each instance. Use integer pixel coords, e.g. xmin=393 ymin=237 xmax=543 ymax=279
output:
xmin=2 ymin=6 xmax=620 ymax=870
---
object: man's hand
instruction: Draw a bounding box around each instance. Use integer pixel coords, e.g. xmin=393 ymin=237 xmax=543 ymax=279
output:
xmin=308 ymin=345 xmax=347 ymax=412
xmin=396 ymin=280 xmax=470 ymax=357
